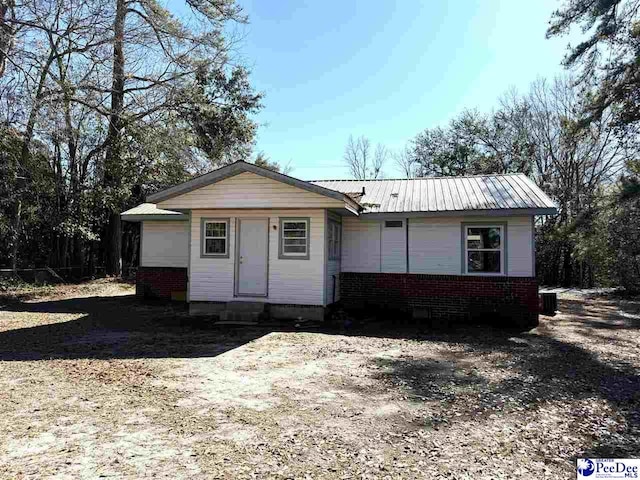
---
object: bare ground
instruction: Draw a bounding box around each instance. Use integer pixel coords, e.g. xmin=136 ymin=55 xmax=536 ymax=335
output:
xmin=0 ymin=280 xmax=638 ymax=479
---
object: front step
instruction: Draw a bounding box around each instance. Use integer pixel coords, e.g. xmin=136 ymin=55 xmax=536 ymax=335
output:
xmin=189 ymin=301 xmax=265 ymax=319
xmin=226 ymin=301 xmax=266 ymax=314
xmin=189 ymin=301 xmax=324 ymax=323
xmin=215 ymin=319 xmax=259 ymax=326
xmin=218 ymin=310 xmax=261 ymax=323
xmin=219 ymin=301 xmax=265 ymax=323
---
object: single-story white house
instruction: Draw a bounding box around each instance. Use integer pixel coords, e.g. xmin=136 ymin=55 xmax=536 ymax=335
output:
xmin=122 ymin=160 xmax=557 ymax=327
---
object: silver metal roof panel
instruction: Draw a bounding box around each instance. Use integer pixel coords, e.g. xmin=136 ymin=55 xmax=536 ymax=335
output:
xmin=310 ymin=173 xmax=557 ymax=215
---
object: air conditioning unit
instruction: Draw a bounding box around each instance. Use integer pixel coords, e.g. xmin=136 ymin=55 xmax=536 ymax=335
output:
xmin=540 ymin=293 xmax=557 ymax=316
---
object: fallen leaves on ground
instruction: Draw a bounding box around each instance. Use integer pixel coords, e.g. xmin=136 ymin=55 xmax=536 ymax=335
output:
xmin=0 ymin=281 xmax=638 ymax=479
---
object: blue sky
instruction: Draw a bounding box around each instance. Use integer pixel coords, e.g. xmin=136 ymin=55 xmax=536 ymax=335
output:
xmin=231 ymin=1 xmax=575 ymax=179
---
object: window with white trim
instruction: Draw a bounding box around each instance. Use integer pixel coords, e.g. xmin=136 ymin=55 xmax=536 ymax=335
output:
xmin=280 ymin=219 xmax=309 ymax=258
xmin=328 ymin=221 xmax=341 ymax=260
xmin=202 ymin=219 xmax=228 ymax=256
xmin=464 ymin=225 xmax=503 ymax=274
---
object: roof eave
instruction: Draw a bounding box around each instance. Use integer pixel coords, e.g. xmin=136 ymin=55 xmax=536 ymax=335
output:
xmin=121 ymin=213 xmax=189 ymax=222
xmin=361 ymin=207 xmax=558 ymax=218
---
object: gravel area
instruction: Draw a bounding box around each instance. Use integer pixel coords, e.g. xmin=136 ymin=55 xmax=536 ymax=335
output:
xmin=0 ymin=280 xmax=638 ymax=479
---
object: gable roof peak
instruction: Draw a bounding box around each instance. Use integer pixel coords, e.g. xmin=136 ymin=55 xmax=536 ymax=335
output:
xmin=146 ymin=160 xmax=361 ymax=213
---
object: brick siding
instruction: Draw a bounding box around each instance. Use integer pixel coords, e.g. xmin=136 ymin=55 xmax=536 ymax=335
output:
xmin=136 ymin=267 xmax=188 ymax=300
xmin=340 ymin=272 xmax=538 ymax=327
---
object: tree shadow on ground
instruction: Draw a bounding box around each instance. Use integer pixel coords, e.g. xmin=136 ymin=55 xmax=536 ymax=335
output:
xmin=0 ymin=295 xmax=269 ymax=361
xmin=2 ymin=294 xmax=638 ymax=458
xmin=340 ymin=305 xmax=640 ymax=459
xmin=0 ymin=278 xmax=135 ymax=305
xmin=560 ymin=298 xmax=640 ymax=330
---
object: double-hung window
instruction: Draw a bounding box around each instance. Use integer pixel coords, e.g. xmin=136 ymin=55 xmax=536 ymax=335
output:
xmin=202 ymin=219 xmax=229 ymax=257
xmin=328 ymin=221 xmax=341 ymax=260
xmin=464 ymin=225 xmax=504 ymax=274
xmin=280 ymin=218 xmax=309 ymax=259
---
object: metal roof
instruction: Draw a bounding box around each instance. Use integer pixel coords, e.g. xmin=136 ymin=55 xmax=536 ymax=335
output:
xmin=310 ymin=174 xmax=557 ymax=215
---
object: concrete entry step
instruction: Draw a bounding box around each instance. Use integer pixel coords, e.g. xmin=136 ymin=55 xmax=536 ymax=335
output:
xmin=189 ymin=301 xmax=324 ymax=323
xmin=214 ymin=320 xmax=259 ymax=326
xmin=218 ymin=310 xmax=261 ymax=323
xmin=189 ymin=302 xmax=226 ymax=316
xmin=225 ymin=301 xmax=266 ymax=314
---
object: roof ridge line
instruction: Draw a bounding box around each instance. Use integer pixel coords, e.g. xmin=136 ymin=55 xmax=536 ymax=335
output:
xmin=308 ymin=173 xmax=526 ymax=182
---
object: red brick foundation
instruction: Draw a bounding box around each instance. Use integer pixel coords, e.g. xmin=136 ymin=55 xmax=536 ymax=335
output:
xmin=340 ymin=272 xmax=539 ymax=328
xmin=136 ymin=267 xmax=188 ymax=300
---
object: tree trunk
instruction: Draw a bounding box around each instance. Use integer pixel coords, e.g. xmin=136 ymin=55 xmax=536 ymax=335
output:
xmin=88 ymin=241 xmax=95 ymax=278
xmin=73 ymin=235 xmax=84 ymax=280
xmin=103 ymin=0 xmax=126 ymax=276
xmin=11 ymin=47 xmax=57 ymax=271
xmin=0 ymin=0 xmax=15 ymax=77
xmin=106 ymin=211 xmax=122 ymax=276
xmin=562 ymin=243 xmax=573 ymax=287
xmin=10 ymin=198 xmax=20 ymax=270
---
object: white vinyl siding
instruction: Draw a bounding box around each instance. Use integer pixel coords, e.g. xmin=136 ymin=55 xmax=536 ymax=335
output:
xmin=341 ymin=216 xmax=534 ymax=277
xmin=381 ymin=220 xmax=406 ymax=273
xmin=189 ymin=209 xmax=326 ymax=305
xmin=507 ymin=216 xmax=534 ymax=276
xmin=408 ymin=218 xmax=461 ymax=274
xmin=140 ymin=221 xmax=189 ymax=268
xmin=410 ymin=217 xmax=532 ymax=276
xmin=341 ymin=217 xmax=407 ymax=274
xmin=341 ymin=219 xmax=381 ymax=273
xmin=158 ymin=172 xmax=345 ymax=210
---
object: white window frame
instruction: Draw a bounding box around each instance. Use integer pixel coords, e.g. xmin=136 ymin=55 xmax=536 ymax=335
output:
xmin=328 ymin=220 xmax=341 ymax=260
xmin=463 ymin=224 xmax=505 ymax=275
xmin=279 ymin=218 xmax=310 ymax=259
xmin=201 ymin=218 xmax=229 ymax=258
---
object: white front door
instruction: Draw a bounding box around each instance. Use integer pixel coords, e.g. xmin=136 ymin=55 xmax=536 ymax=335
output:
xmin=236 ymin=218 xmax=269 ymax=296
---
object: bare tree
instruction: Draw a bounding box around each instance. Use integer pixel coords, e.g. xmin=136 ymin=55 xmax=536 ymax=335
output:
xmin=0 ymin=0 xmax=15 ymax=77
xmin=103 ymin=0 xmax=126 ymax=276
xmin=502 ymin=76 xmax=630 ymax=286
xmin=394 ymin=147 xmax=417 ymax=178
xmin=93 ymin=0 xmax=249 ymax=275
xmin=0 ymin=0 xmax=259 ymax=274
xmin=373 ymin=144 xmax=388 ymax=179
xmin=343 ymin=135 xmax=386 ymax=179
xmin=1 ymin=0 xmax=112 ymax=270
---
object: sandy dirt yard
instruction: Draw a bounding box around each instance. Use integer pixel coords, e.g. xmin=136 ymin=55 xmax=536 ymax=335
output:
xmin=0 ymin=280 xmax=638 ymax=479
